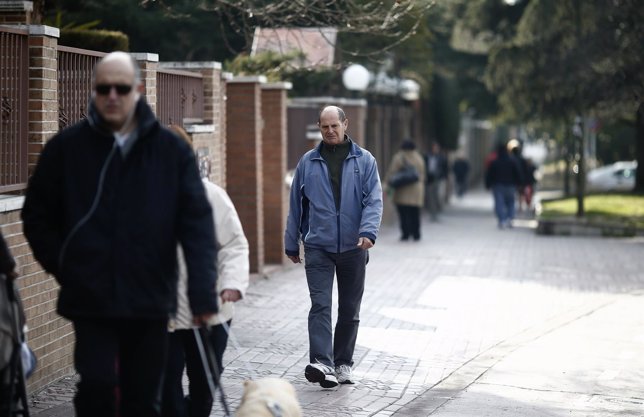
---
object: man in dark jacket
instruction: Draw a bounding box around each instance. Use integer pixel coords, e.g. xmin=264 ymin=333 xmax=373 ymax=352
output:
xmin=485 ymin=143 xmax=524 ymax=229
xmin=21 ymin=52 xmax=218 ymax=417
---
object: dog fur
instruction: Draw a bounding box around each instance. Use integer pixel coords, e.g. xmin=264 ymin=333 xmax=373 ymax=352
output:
xmin=235 ymin=378 xmax=302 ymax=417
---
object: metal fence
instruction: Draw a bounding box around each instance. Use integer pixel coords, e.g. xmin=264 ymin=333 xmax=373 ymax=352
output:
xmin=57 ymin=46 xmax=105 ymax=130
xmin=0 ymin=26 xmax=29 ymax=193
xmin=157 ymin=68 xmax=204 ymax=126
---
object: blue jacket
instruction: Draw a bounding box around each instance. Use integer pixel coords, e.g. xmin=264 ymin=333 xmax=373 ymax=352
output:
xmin=285 ymin=139 xmax=383 ymax=255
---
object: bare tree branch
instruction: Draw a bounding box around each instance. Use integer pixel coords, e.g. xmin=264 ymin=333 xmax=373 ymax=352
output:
xmin=141 ymin=0 xmax=433 ymax=57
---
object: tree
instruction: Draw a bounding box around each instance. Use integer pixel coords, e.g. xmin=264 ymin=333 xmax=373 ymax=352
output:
xmin=44 ymin=1 xmax=432 ymax=61
xmin=484 ymin=0 xmax=644 ymax=196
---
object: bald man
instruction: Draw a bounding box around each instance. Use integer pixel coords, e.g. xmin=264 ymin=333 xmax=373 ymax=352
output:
xmin=22 ymin=52 xmax=218 ymax=417
xmin=285 ymin=106 xmax=383 ymax=387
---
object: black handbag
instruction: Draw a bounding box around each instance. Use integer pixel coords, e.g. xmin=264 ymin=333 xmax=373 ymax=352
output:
xmin=388 ymin=157 xmax=419 ymax=189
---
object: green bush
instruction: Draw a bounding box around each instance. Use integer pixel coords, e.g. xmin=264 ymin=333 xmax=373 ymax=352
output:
xmin=60 ymin=29 xmax=129 ymax=52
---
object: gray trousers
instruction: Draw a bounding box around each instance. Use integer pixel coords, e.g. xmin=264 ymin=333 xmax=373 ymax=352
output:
xmin=304 ymin=247 xmax=367 ymax=368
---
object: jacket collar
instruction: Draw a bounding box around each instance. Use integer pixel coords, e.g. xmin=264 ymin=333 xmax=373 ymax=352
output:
xmin=311 ymin=135 xmax=362 ymax=160
xmin=87 ymin=97 xmax=158 ymax=140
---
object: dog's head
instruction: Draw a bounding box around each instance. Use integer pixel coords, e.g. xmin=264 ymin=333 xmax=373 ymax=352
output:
xmin=236 ymin=378 xmax=302 ymax=417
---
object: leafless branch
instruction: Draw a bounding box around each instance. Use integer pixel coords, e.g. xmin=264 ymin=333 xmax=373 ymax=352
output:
xmin=142 ymin=0 xmax=433 ymax=57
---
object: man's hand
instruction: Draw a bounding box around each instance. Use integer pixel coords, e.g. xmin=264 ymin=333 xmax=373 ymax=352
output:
xmin=192 ymin=312 xmax=215 ymax=326
xmin=287 ymin=255 xmax=301 ymax=264
xmin=220 ymin=289 xmax=242 ymax=303
xmin=357 ymin=237 xmax=373 ymax=250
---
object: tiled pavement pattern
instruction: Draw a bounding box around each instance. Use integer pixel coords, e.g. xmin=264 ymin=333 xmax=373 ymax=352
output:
xmin=30 ymin=189 xmax=644 ymax=416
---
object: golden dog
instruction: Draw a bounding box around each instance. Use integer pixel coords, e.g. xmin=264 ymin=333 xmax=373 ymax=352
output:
xmin=235 ymin=378 xmax=302 ymax=417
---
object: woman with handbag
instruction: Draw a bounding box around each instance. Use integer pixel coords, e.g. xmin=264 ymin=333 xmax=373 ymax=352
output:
xmin=385 ymin=140 xmax=426 ymax=241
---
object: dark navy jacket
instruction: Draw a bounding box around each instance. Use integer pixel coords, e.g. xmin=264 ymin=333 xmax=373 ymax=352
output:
xmin=22 ymin=99 xmax=218 ymax=320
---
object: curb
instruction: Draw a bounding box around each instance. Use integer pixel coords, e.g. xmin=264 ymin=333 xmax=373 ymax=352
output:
xmin=536 ymin=218 xmax=643 ymax=237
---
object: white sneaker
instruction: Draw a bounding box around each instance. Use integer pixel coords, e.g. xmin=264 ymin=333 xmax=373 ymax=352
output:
xmin=305 ymin=362 xmax=338 ymax=388
xmin=335 ymin=364 xmax=354 ymax=384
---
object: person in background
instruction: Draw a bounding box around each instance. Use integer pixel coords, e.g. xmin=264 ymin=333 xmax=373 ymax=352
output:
xmin=425 ymin=142 xmax=448 ymax=222
xmin=452 ymin=152 xmax=471 ymax=198
xmin=523 ymin=158 xmax=538 ymax=213
xmin=162 ymin=125 xmax=250 ymax=417
xmin=285 ymin=105 xmax=383 ymax=387
xmin=21 ymin=52 xmax=218 ymax=417
xmin=507 ymin=139 xmax=530 ymax=212
xmin=386 ymin=139 xmax=426 ymax=241
xmin=485 ymin=142 xmax=524 ymax=229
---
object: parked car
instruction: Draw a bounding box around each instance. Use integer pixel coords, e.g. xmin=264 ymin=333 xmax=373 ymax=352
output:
xmin=586 ymin=161 xmax=637 ymax=192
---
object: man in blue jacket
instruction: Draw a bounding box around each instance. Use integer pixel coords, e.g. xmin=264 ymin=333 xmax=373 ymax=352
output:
xmin=22 ymin=52 xmax=218 ymax=417
xmin=285 ymin=105 xmax=383 ymax=387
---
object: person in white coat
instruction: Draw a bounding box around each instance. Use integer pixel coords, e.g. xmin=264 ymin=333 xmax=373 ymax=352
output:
xmin=162 ymin=125 xmax=250 ymax=417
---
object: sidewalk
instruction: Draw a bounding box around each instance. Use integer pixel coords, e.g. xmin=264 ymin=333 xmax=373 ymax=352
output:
xmin=30 ymin=189 xmax=644 ymax=416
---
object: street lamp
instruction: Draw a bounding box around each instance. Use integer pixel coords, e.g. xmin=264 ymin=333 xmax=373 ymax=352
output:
xmin=399 ymin=79 xmax=420 ymax=101
xmin=342 ymin=64 xmax=370 ymax=92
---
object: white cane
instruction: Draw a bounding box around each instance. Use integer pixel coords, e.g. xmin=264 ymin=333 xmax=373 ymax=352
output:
xmin=192 ymin=326 xmax=231 ymax=417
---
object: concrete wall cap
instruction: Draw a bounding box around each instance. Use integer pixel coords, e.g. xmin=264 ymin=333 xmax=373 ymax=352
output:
xmin=229 ymin=75 xmax=267 ymax=84
xmin=289 ymin=97 xmax=367 ymax=107
xmin=130 ymin=53 xmax=159 ymax=62
xmin=0 ymin=196 xmax=25 ymax=213
xmin=0 ymin=1 xmax=33 ymax=12
xmin=28 ymin=25 xmax=59 ymax=38
xmin=222 ymin=72 xmax=234 ymax=81
xmin=262 ymin=82 xmax=293 ymax=90
xmin=184 ymin=124 xmax=215 ymax=134
xmin=160 ymin=61 xmax=222 ymax=70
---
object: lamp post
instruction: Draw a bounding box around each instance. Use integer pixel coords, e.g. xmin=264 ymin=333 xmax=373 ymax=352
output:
xmin=399 ymin=79 xmax=420 ymax=101
xmin=342 ymin=64 xmax=370 ymax=95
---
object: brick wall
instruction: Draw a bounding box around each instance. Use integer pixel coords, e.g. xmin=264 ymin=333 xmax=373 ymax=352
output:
xmin=226 ymin=77 xmax=266 ymax=274
xmin=27 ymin=26 xmax=59 ymax=177
xmin=261 ymin=84 xmax=290 ymax=265
xmin=158 ymin=62 xmax=226 ymax=186
xmin=0 ymin=1 xmax=32 ymax=25
xmin=22 ymin=25 xmax=76 ymax=393
xmin=1 ymin=202 xmax=75 ymax=394
xmin=132 ymin=53 xmax=159 ymax=116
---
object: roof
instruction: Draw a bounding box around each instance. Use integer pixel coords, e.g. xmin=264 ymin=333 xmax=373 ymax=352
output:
xmin=251 ymin=27 xmax=337 ymax=68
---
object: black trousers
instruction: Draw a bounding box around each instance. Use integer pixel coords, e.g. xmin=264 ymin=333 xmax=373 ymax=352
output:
xmin=72 ymin=317 xmax=168 ymax=417
xmin=161 ymin=322 xmax=230 ymax=417
xmin=396 ymin=204 xmax=421 ymax=240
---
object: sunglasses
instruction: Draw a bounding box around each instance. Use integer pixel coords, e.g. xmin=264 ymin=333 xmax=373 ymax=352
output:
xmin=95 ymin=84 xmax=133 ymax=96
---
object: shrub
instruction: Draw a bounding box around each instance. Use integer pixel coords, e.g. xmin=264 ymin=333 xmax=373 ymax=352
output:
xmin=60 ymin=29 xmax=129 ymax=52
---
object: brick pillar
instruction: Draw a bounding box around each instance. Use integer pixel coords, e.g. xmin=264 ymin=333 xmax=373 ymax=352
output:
xmin=158 ymin=62 xmax=227 ymax=185
xmin=28 ymin=25 xmax=59 ymax=174
xmin=226 ymin=76 xmax=266 ymax=274
xmin=131 ymin=53 xmax=158 ymax=115
xmin=220 ymin=72 xmax=232 ymax=187
xmin=24 ymin=24 xmax=77 ymax=392
xmin=0 ymin=0 xmax=33 ymax=24
xmin=261 ymin=83 xmax=291 ymax=265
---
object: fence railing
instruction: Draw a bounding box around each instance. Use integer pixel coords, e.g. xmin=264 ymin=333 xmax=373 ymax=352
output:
xmin=57 ymin=46 xmax=105 ymax=130
xmin=157 ymin=68 xmax=204 ymax=126
xmin=0 ymin=26 xmax=29 ymax=193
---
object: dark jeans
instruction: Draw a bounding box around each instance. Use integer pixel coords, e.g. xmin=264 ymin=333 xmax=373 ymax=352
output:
xmin=396 ymin=204 xmax=421 ymax=240
xmin=72 ymin=318 xmax=168 ymax=417
xmin=304 ymin=247 xmax=367 ymax=368
xmin=492 ymin=184 xmax=516 ymax=224
xmin=161 ymin=323 xmax=230 ymax=417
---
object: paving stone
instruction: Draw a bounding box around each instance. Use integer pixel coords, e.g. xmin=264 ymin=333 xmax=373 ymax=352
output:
xmin=30 ymin=190 xmax=644 ymax=416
